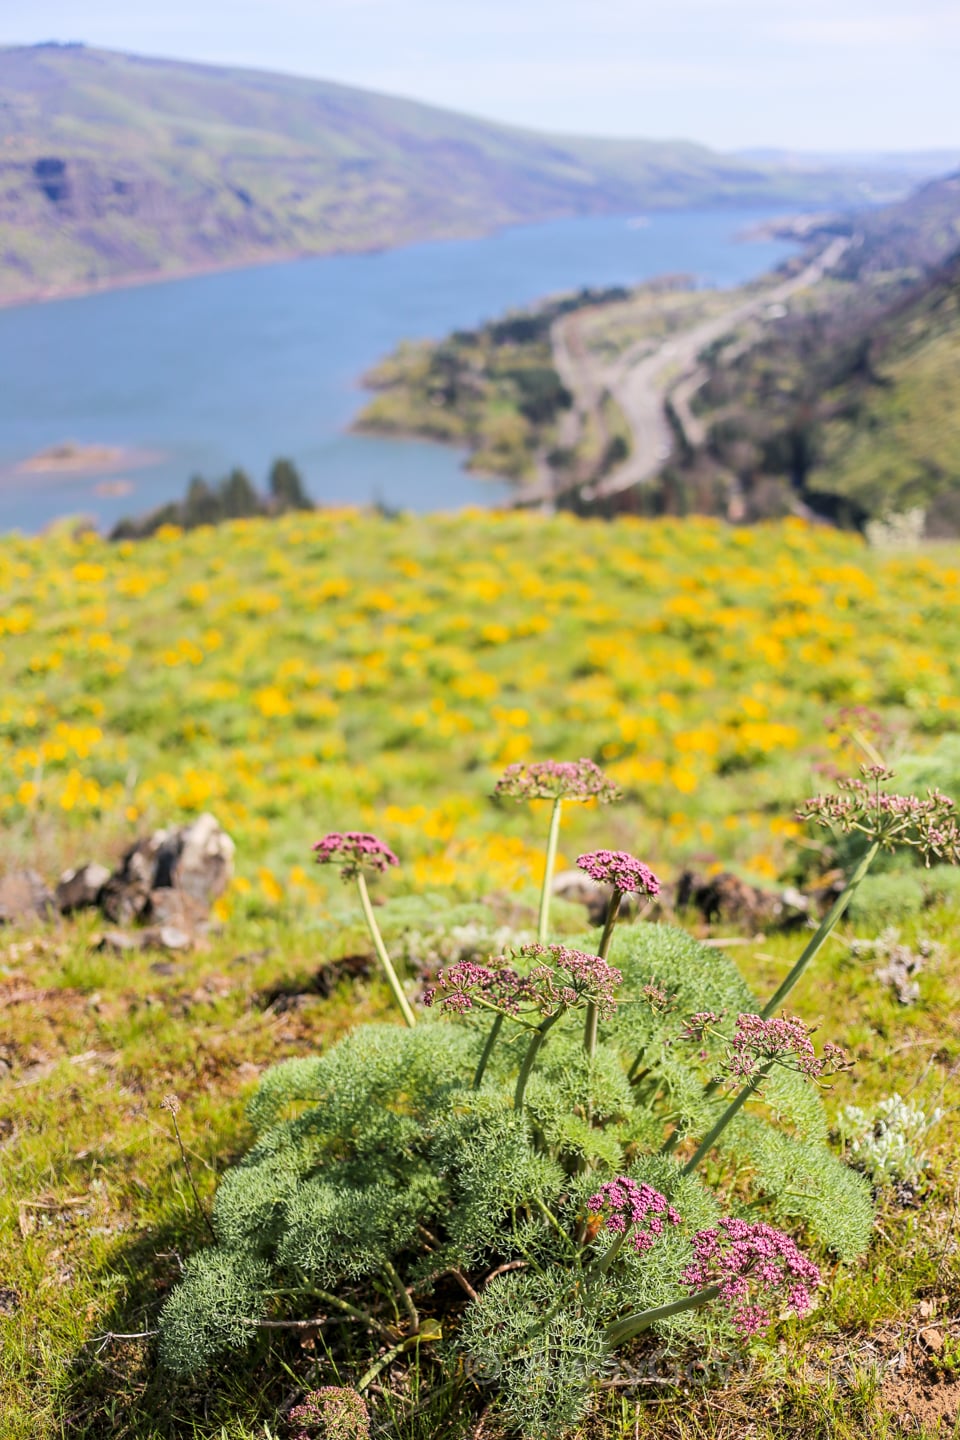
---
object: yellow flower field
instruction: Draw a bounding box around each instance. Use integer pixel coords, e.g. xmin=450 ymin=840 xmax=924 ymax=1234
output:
xmin=1 ymin=510 xmax=958 ymax=908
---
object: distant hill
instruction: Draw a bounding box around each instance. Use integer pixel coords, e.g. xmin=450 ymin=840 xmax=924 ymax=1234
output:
xmin=681 ymin=173 xmax=960 ymax=531
xmin=0 ymin=43 xmax=936 ymax=305
xmin=834 ymin=172 xmax=960 ymax=278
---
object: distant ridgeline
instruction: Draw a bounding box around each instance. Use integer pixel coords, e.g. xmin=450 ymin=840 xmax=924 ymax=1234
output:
xmin=0 ymin=44 xmax=915 ymax=305
xmin=110 ymin=459 xmax=313 ymax=540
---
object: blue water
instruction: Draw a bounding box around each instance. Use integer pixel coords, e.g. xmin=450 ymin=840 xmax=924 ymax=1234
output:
xmin=0 ymin=210 xmax=797 ymax=533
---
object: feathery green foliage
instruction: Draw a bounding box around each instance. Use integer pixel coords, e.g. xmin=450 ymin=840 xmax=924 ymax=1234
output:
xmin=157 ymin=924 xmax=875 ymax=1429
xmin=156 ymin=758 xmax=960 ymax=1433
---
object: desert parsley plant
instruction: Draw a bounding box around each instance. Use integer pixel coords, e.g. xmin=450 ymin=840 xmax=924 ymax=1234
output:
xmin=158 ymin=761 xmax=957 ymax=1437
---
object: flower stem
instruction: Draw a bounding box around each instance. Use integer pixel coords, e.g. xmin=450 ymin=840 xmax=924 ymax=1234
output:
xmin=383 ymin=1259 xmax=419 ymax=1332
xmin=355 ymin=871 xmax=416 ymax=1029
xmin=597 ymin=888 xmax=623 ymax=962
xmin=760 ymin=840 xmax=879 ymax=1018
xmin=537 ymin=798 xmax=564 ymax=944
xmin=680 ymin=1063 xmax=773 ymax=1176
xmin=584 ymin=888 xmax=623 ymax=1058
xmin=591 ymin=1225 xmax=629 ymax=1278
xmin=515 ymin=1011 xmax=562 ymax=1109
xmin=662 ymin=839 xmax=882 ymax=1157
xmin=473 ymin=1013 xmax=504 ymax=1089
xmin=605 ymin=1286 xmax=720 ymax=1348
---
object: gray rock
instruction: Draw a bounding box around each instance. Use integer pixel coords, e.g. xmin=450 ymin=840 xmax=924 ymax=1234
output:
xmin=141 ymin=925 xmax=192 ymax=952
xmin=552 ymin=867 xmax=610 ymax=923
xmin=779 ymin=885 xmax=812 ymax=918
xmin=0 ymin=870 xmax=55 ymax=925
xmin=165 ymin=813 xmax=234 ymax=903
xmin=94 ymin=929 xmax=142 ymax=954
xmin=99 ymin=813 xmax=234 ymax=926
xmin=99 ymin=873 xmax=152 ymax=926
xmin=148 ymin=887 xmax=210 ymax=931
xmin=108 ymin=813 xmax=233 ymax=905
xmin=56 ymin=862 xmax=111 ymax=915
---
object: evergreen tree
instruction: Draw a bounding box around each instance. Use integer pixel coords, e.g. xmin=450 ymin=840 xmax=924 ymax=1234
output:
xmin=219 ymin=468 xmax=262 ymax=519
xmin=269 ymin=458 xmax=313 ymax=512
xmin=182 ymin=477 xmax=223 ymax=529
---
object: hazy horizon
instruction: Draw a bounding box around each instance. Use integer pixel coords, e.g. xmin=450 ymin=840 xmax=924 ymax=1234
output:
xmin=3 ymin=0 xmax=958 ymax=153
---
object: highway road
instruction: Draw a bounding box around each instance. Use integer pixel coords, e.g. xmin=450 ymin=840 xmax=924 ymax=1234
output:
xmin=513 ymin=236 xmax=849 ymax=508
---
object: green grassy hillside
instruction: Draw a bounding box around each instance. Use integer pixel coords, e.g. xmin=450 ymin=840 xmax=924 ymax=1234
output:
xmin=0 ymin=43 xmax=926 ymax=304
xmin=688 ymin=233 xmax=960 ymax=530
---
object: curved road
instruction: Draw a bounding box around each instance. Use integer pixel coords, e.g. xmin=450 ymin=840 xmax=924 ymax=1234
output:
xmin=596 ymin=236 xmax=850 ymax=497
xmin=514 ymin=236 xmax=849 ymax=507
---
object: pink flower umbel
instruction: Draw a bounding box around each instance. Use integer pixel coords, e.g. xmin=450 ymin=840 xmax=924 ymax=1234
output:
xmin=588 ymin=1176 xmax=682 ymax=1253
xmin=577 ymin=850 xmax=661 ymax=897
xmin=682 ymin=1218 xmax=821 ymax=1335
xmin=680 ymin=1011 xmax=851 ymax=1085
xmin=425 ymin=943 xmax=623 ymax=1022
xmin=679 ymin=1011 xmax=724 ymax=1042
xmin=423 ymin=961 xmax=532 ymax=1016
xmin=798 ymin=765 xmax=960 ymax=864
xmin=312 ymin=831 xmax=399 ymax=881
xmin=494 ymin=758 xmax=621 ymax=804
xmin=287 ymin=1387 xmax=370 ymax=1440
xmin=726 ymin=1013 xmax=851 ymax=1082
xmin=312 ymin=831 xmax=413 ymax=1028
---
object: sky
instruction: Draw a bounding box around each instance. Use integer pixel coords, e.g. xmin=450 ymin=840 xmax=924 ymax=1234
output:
xmin=5 ymin=0 xmax=959 ymax=152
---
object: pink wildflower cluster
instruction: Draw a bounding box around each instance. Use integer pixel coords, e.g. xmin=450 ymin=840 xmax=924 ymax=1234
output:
xmin=312 ymin=832 xmax=399 ymax=881
xmin=587 ymin=1176 xmax=681 ymax=1253
xmin=680 ymin=1011 xmax=850 ymax=1083
xmin=679 ymin=1011 xmax=724 ymax=1042
xmin=727 ymin=1013 xmax=851 ymax=1082
xmin=423 ymin=960 xmax=531 ymax=1015
xmin=682 ymin=1218 xmax=821 ymax=1335
xmin=642 ymin=982 xmax=671 ymax=1011
xmin=425 ymin=943 xmax=623 ymax=1021
xmin=576 ymin=850 xmax=661 ymax=897
xmin=287 ymin=1387 xmax=370 ymax=1440
xmin=493 ymin=758 xmax=621 ymax=804
xmin=798 ymin=765 xmax=959 ymax=864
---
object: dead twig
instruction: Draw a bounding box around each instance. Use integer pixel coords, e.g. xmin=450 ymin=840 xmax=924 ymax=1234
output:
xmin=85 ymin=1328 xmax=159 ymax=1354
xmin=482 ymin=1260 xmax=528 ymax=1287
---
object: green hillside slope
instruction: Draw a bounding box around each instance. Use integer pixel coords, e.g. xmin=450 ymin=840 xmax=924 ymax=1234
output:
xmin=663 ymin=176 xmax=960 ymax=530
xmin=812 ymin=255 xmax=960 ymax=529
xmin=0 ymin=43 xmax=924 ymax=304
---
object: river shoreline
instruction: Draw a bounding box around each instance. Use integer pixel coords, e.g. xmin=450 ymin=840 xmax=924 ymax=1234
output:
xmin=0 ymin=203 xmax=805 ymax=313
xmin=0 ymin=208 xmax=802 ymax=534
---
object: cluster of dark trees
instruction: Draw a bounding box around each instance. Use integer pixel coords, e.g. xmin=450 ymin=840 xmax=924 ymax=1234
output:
xmin=110 ymin=459 xmax=314 ymax=540
xmin=452 ymin=285 xmax=632 ymax=349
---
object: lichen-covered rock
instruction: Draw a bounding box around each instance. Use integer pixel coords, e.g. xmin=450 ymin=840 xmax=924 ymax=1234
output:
xmin=99 ymin=813 xmax=234 ymax=924
xmin=0 ymin=870 xmax=55 ymax=925
xmin=165 ymin=813 xmax=234 ymax=902
xmin=56 ymin=862 xmax=110 ymax=914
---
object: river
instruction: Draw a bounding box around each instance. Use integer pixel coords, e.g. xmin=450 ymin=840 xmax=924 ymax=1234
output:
xmin=0 ymin=209 xmax=797 ymax=533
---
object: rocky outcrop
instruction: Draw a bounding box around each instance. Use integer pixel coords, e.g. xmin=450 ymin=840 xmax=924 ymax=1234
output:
xmin=99 ymin=814 xmax=234 ymax=926
xmin=2 ymin=814 xmax=234 ymax=950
